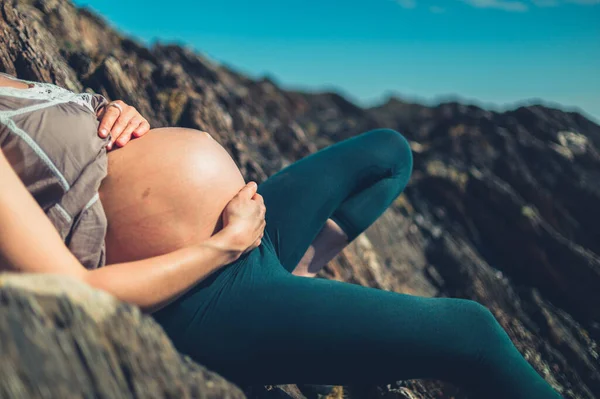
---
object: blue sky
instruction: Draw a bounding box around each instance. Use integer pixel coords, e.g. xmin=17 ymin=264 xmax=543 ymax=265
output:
xmin=72 ymin=0 xmax=600 ymax=122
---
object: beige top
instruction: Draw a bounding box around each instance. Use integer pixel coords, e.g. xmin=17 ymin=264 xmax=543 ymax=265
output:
xmin=0 ymin=71 xmax=113 ymax=269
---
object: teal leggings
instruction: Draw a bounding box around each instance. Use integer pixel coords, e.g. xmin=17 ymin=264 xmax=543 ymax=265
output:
xmin=151 ymin=129 xmax=563 ymax=398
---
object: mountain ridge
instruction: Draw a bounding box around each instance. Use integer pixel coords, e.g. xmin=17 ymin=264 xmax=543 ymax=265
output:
xmin=1 ymin=0 xmax=599 ymax=398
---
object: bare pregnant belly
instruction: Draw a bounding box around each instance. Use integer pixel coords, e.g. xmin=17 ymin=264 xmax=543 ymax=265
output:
xmin=98 ymin=127 xmax=247 ymax=265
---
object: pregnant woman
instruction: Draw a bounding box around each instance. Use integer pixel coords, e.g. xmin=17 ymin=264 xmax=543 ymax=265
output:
xmin=0 ymin=71 xmax=563 ymax=399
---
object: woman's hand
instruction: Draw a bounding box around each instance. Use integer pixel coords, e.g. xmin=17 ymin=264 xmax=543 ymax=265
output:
xmin=96 ymin=100 xmax=150 ymax=150
xmin=209 ymin=181 xmax=266 ymax=260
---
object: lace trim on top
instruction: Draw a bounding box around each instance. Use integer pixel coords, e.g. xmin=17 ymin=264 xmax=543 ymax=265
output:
xmin=0 ymin=72 xmax=95 ymax=114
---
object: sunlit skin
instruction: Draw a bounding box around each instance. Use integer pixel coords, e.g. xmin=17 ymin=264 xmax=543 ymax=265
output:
xmin=0 ymin=75 xmax=349 ymax=276
xmin=99 ymin=126 xmax=349 ymax=275
xmin=98 ymin=127 xmax=247 ymax=264
xmin=0 ymin=75 xmax=31 ymax=89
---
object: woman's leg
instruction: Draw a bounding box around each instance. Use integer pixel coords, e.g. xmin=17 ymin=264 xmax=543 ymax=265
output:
xmin=156 ymin=245 xmax=562 ymax=399
xmin=293 ymin=218 xmax=349 ymax=277
xmin=256 ymin=128 xmax=413 ymax=273
xmin=152 ymin=127 xmax=561 ymax=398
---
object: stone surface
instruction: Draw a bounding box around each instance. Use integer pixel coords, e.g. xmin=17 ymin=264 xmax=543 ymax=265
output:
xmin=1 ymin=0 xmax=599 ymax=398
xmin=0 ymin=273 xmax=245 ymax=399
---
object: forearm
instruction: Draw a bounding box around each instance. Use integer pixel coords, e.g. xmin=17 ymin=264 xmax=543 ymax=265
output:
xmin=84 ymin=232 xmax=240 ymax=314
xmin=1 ymin=146 xmax=247 ymax=314
xmin=1 ymin=147 xmax=241 ymax=314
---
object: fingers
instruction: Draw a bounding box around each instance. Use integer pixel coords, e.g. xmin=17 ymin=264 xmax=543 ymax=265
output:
xmin=253 ymin=224 xmax=266 ymax=248
xmin=97 ymin=101 xmax=151 ymax=150
xmin=252 ymin=192 xmax=264 ymax=205
xmin=132 ymin=119 xmax=150 ymax=138
xmin=242 ymin=204 xmax=266 ymax=255
xmin=246 ymin=235 xmax=263 ymax=254
xmin=238 ymin=181 xmax=258 ymax=199
xmin=253 ymin=193 xmax=266 ymax=218
xmin=113 ymin=118 xmax=143 ymax=148
xmin=98 ymin=102 xmax=123 ymax=138
xmin=107 ymin=105 xmax=139 ymax=149
xmin=255 ymin=217 xmax=266 ymax=243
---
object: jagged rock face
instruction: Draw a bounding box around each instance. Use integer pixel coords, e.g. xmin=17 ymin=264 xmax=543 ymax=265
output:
xmin=0 ymin=273 xmax=245 ymax=399
xmin=1 ymin=0 xmax=599 ymax=398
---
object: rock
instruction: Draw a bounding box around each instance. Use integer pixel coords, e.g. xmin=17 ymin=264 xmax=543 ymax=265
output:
xmin=0 ymin=273 xmax=245 ymax=399
xmin=1 ymin=0 xmax=599 ymax=397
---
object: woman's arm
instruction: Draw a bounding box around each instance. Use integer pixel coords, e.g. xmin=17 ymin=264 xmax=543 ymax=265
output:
xmin=0 ymin=148 xmax=240 ymax=314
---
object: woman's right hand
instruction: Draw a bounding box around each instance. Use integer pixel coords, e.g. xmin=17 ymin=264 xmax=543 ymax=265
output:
xmin=209 ymin=181 xmax=266 ymax=260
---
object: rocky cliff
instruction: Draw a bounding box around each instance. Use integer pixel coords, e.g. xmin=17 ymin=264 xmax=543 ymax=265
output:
xmin=1 ymin=0 xmax=599 ymax=398
xmin=0 ymin=273 xmax=245 ymax=399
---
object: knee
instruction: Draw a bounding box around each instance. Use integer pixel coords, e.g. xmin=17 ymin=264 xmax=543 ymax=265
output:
xmin=365 ymin=128 xmax=413 ymax=183
xmin=460 ymin=300 xmax=503 ymax=334
xmin=455 ymin=299 xmax=509 ymax=361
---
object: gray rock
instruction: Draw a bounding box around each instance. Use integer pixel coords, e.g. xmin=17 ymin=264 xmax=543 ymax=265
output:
xmin=0 ymin=273 xmax=246 ymax=399
xmin=1 ymin=0 xmax=599 ymax=397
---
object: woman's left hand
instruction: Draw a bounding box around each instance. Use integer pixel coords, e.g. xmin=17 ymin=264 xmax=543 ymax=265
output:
xmin=96 ymin=100 xmax=150 ymax=150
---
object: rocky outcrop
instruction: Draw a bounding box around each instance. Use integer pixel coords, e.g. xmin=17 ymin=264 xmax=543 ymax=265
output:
xmin=0 ymin=273 xmax=245 ymax=399
xmin=1 ymin=0 xmax=599 ymax=398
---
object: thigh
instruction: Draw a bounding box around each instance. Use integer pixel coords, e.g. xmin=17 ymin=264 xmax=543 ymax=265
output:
xmin=257 ymin=129 xmax=399 ymax=272
xmin=169 ymin=252 xmax=483 ymax=388
xmin=153 ymin=245 xmax=562 ymax=399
